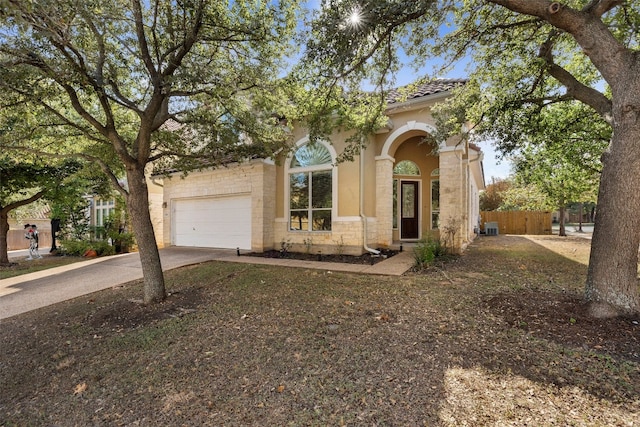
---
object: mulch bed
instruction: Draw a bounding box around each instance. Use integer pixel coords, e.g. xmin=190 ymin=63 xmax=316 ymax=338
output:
xmin=245 ymin=247 xmax=399 ymax=265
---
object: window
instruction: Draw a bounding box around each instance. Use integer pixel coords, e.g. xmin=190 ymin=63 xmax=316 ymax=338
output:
xmin=94 ymin=198 xmax=115 ymax=227
xmin=289 ymin=142 xmax=333 ymax=231
xmin=431 ymin=179 xmax=440 ymax=229
xmin=392 ymin=179 xmax=398 ymax=229
xmin=394 ymin=160 xmax=420 ymax=176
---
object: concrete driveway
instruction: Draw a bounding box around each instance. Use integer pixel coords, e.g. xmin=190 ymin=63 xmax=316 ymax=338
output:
xmin=0 ymin=247 xmax=237 ymax=320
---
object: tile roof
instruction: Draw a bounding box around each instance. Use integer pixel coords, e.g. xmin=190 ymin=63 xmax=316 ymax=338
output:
xmin=386 ymin=78 xmax=467 ymax=104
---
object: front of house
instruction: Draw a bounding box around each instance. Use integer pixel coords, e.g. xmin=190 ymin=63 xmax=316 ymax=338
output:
xmin=160 ymin=79 xmax=485 ymax=255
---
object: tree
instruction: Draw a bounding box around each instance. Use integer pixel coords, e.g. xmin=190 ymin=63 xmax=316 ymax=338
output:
xmin=0 ymin=157 xmax=81 ymax=265
xmin=497 ymin=101 xmax=604 ymax=235
xmin=0 ymin=0 xmax=299 ymax=303
xmin=303 ymin=0 xmax=640 ymax=318
xmin=498 ymin=183 xmax=555 ymax=212
xmin=480 ymin=178 xmax=512 ymax=211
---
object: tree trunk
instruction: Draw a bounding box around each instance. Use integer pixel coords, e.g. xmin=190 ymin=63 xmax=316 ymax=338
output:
xmin=577 ymin=202 xmax=583 ymax=232
xmin=558 ymin=205 xmax=566 ymax=237
xmin=586 ymin=114 xmax=640 ymax=318
xmin=126 ymin=166 xmax=166 ymax=304
xmin=0 ymin=209 xmax=10 ymax=265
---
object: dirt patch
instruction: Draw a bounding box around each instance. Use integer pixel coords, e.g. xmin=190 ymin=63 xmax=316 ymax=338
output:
xmin=1 ymin=235 xmax=639 ymax=426
xmin=485 ymin=290 xmax=640 ymax=361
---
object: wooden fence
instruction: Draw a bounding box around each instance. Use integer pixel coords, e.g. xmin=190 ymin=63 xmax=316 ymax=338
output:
xmin=480 ymin=211 xmax=552 ymax=235
xmin=7 ymin=230 xmax=53 ymax=250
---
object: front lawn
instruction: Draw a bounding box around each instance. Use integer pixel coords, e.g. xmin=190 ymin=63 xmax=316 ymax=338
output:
xmin=0 ymin=235 xmax=637 ymax=426
xmin=0 ymin=254 xmax=88 ymax=280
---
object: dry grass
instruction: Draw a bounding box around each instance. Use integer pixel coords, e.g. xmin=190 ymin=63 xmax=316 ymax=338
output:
xmin=0 ymin=254 xmax=87 ymax=280
xmin=0 ymin=235 xmax=638 ymax=426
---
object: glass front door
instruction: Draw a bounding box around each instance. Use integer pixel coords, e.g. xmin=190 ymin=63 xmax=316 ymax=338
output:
xmin=401 ymin=181 xmax=419 ymax=239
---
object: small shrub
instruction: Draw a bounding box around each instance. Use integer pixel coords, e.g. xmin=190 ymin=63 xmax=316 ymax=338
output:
xmin=60 ymin=239 xmax=92 ymax=256
xmin=413 ymin=235 xmax=445 ymax=269
xmin=110 ymin=232 xmax=135 ymax=253
xmin=303 ymin=237 xmax=313 ymax=254
xmin=333 ymin=236 xmax=345 ymax=256
xmin=60 ymin=239 xmax=115 ymax=257
xmin=91 ymin=241 xmax=115 ymax=256
xmin=279 ymin=239 xmax=292 ymax=258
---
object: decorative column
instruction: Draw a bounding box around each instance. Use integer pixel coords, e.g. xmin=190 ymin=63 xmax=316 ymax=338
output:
xmin=375 ymin=155 xmax=395 ymax=246
xmin=438 ymin=145 xmax=466 ymax=253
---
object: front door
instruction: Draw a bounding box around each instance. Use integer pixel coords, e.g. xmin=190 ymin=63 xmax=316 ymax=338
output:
xmin=400 ymin=181 xmax=419 ymax=239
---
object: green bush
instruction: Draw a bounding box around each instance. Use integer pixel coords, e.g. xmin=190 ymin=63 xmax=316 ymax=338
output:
xmin=60 ymin=239 xmax=115 ymax=257
xmin=413 ymin=235 xmax=445 ymax=269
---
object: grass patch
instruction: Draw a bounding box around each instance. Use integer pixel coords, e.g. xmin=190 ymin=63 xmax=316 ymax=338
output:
xmin=0 ymin=255 xmax=87 ymax=280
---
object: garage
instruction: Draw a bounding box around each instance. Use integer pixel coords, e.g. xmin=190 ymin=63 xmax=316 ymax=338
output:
xmin=172 ymin=196 xmax=252 ymax=250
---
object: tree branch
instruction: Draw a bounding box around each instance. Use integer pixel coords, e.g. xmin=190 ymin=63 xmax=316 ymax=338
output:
xmin=538 ymin=32 xmax=613 ymax=123
xmin=131 ymin=0 xmax=159 ymax=81
xmin=583 ymin=0 xmax=624 ymax=18
xmin=3 ymin=190 xmax=47 ymax=213
xmin=487 ymin=0 xmax=631 ymax=85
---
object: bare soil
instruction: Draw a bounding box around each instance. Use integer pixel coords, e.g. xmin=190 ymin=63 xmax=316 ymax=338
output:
xmin=1 ymin=235 xmax=638 ymax=426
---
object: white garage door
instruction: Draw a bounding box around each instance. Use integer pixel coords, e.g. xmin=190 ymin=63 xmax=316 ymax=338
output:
xmin=173 ymin=196 xmax=251 ymax=250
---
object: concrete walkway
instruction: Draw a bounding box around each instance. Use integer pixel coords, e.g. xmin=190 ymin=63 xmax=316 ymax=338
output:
xmin=0 ymin=247 xmax=414 ymax=320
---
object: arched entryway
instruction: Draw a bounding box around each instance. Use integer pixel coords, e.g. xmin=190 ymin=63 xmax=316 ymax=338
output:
xmin=390 ymin=136 xmax=439 ymax=242
xmin=374 ymin=120 xmax=445 ymax=247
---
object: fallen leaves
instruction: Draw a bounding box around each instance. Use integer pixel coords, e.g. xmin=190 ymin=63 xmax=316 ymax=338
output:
xmin=73 ymin=382 xmax=87 ymax=395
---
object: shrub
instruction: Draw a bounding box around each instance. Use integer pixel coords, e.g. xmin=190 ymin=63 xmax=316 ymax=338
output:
xmin=413 ymin=235 xmax=445 ymax=269
xmin=60 ymin=239 xmax=115 ymax=257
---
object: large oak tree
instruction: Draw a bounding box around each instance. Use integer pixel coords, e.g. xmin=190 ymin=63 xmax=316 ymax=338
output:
xmin=303 ymin=0 xmax=639 ymax=317
xmin=0 ymin=0 xmax=299 ymax=303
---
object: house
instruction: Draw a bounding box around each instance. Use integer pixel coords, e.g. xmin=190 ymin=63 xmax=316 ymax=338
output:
xmin=88 ymin=174 xmax=164 ymax=247
xmin=7 ymin=205 xmax=52 ymax=250
xmin=159 ymin=79 xmax=485 ymax=255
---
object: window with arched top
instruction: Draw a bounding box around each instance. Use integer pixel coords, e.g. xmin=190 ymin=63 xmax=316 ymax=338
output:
xmin=290 ymin=143 xmax=333 ymax=168
xmin=431 ymin=168 xmax=440 ymax=176
xmin=288 ymin=142 xmax=333 ymax=231
xmin=393 ymin=160 xmax=420 ymax=176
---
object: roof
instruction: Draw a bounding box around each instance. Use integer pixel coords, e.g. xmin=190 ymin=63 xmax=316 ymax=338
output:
xmin=386 ymin=78 xmax=467 ymax=105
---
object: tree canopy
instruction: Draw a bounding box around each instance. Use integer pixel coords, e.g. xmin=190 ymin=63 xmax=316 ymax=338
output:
xmin=0 ymin=0 xmax=301 ymax=303
xmin=0 ymin=156 xmax=83 ymax=264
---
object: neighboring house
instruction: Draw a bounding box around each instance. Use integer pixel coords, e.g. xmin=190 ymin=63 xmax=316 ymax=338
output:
xmin=159 ymin=79 xmax=485 ymax=255
xmin=87 ymin=173 xmax=164 ymax=247
xmin=7 ymin=205 xmax=52 ymax=250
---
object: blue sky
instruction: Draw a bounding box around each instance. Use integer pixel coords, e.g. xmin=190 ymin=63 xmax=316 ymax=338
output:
xmin=300 ymin=0 xmax=512 ymax=180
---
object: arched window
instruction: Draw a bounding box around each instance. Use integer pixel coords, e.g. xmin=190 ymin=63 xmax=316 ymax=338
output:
xmin=431 ymin=168 xmax=440 ymax=176
xmin=394 ymin=160 xmax=420 ymax=176
xmin=288 ymin=142 xmax=333 ymax=231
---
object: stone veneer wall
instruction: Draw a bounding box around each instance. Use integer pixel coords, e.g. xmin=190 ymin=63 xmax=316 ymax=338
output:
xmin=148 ymin=190 xmax=164 ymax=248
xmin=375 ymin=157 xmax=394 ymax=247
xmin=438 ymin=147 xmax=466 ymax=253
xmin=162 ymin=160 xmax=275 ymax=252
xmin=273 ymin=217 xmax=368 ymax=256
